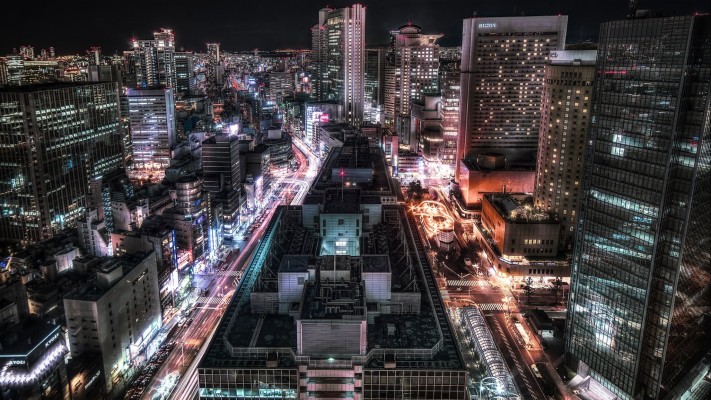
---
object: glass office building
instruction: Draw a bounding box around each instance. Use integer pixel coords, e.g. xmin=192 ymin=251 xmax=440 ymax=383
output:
xmin=566 ymin=14 xmax=711 ymax=400
xmin=0 ymin=82 xmax=124 ymax=244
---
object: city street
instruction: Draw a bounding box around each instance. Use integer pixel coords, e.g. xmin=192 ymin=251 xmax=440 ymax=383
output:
xmin=135 ymin=141 xmax=314 ymax=400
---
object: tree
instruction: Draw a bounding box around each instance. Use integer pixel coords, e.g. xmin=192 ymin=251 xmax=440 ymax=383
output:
xmin=524 ymin=276 xmax=534 ymax=305
xmin=408 ymin=180 xmax=424 ymax=199
xmin=552 ymin=277 xmax=564 ymax=305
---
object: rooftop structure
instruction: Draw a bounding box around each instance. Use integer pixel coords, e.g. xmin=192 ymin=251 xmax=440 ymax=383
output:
xmin=199 ymin=143 xmax=467 ymax=399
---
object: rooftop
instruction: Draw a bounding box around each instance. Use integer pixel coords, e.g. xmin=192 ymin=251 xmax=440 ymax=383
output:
xmin=0 ymin=81 xmax=115 ymax=93
xmin=0 ymin=318 xmax=60 ymax=358
xmin=484 ymin=193 xmax=557 ymax=224
xmin=63 ymin=252 xmax=152 ymax=302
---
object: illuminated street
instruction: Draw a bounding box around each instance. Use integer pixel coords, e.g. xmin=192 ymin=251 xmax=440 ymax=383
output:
xmin=135 ymin=141 xmax=314 ymax=400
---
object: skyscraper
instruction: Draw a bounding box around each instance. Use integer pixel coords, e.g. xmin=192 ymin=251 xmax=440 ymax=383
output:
xmin=384 ymin=24 xmax=442 ymax=137
xmin=0 ymin=82 xmax=124 ymax=244
xmin=132 ymin=28 xmax=176 ymax=89
xmin=206 ymin=42 xmax=220 ymax=63
xmin=174 ymin=51 xmax=193 ymax=96
xmin=457 ymin=16 xmax=568 ymax=176
xmin=202 ymin=134 xmax=243 ymax=239
xmin=311 ymin=4 xmax=365 ymax=125
xmin=364 ymin=47 xmax=386 ymax=124
xmin=534 ymin=50 xmax=596 ymax=250
xmin=438 ymin=61 xmax=460 ymax=168
xmin=566 ymin=14 xmax=711 ymax=400
xmin=126 ymin=87 xmax=176 ymax=181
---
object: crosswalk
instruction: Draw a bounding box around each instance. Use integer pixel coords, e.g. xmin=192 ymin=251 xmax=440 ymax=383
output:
xmin=196 ymin=296 xmax=225 ymax=306
xmin=476 ymin=303 xmax=508 ymax=311
xmin=448 ymin=279 xmax=491 ymax=288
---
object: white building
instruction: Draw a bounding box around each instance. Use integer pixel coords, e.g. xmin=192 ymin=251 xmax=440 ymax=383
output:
xmin=127 ymin=87 xmax=176 ymax=181
xmin=63 ymin=252 xmax=162 ymax=393
xmin=457 ymin=15 xmax=568 ymax=173
xmin=132 ymin=28 xmax=176 ymax=89
xmin=384 ymin=24 xmax=442 ymax=137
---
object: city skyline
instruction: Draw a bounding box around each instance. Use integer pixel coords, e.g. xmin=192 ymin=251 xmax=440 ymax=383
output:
xmin=1 ymin=0 xmax=708 ymax=54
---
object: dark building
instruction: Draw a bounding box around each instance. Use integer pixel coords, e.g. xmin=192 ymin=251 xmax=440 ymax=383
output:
xmin=566 ymin=14 xmax=711 ymax=400
xmin=0 ymin=82 xmax=124 ymax=244
xmin=202 ymin=134 xmax=243 ymax=239
xmin=198 ymin=138 xmax=467 ymax=399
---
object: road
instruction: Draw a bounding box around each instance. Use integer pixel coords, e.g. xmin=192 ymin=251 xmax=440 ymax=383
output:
xmin=137 ymin=140 xmax=315 ymax=400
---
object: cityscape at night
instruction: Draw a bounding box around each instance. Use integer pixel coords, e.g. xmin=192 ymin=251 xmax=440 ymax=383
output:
xmin=0 ymin=1 xmax=710 ymax=400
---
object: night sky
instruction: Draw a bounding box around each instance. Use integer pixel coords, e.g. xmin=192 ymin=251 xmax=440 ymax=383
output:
xmin=1 ymin=0 xmax=708 ymax=55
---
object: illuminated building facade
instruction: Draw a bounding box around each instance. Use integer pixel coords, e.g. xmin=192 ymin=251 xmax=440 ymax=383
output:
xmin=198 ymin=138 xmax=468 ymax=399
xmin=63 ymin=252 xmax=162 ymax=394
xmin=438 ymin=61 xmax=460 ymax=168
xmin=0 ymin=320 xmax=68 ymax=400
xmin=534 ymin=50 xmax=596 ymax=250
xmin=476 ymin=193 xmax=569 ymax=282
xmin=132 ymin=28 xmax=176 ymax=89
xmin=174 ymin=52 xmax=193 ymax=96
xmin=0 ymin=82 xmax=124 ymax=244
xmin=364 ymin=48 xmax=386 ymax=124
xmin=126 ymin=87 xmax=176 ymax=182
xmin=566 ymin=14 xmax=711 ymax=400
xmin=311 ymin=4 xmax=365 ymax=125
xmin=202 ymin=134 xmax=243 ymax=240
xmin=384 ymin=24 xmax=441 ymax=137
xmin=457 ymin=16 xmax=568 ymax=176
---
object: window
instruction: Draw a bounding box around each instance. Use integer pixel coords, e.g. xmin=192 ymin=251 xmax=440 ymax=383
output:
xmin=338 ymin=219 xmax=344 ymax=225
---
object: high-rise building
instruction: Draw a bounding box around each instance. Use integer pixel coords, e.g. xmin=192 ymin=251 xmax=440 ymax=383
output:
xmin=364 ymin=48 xmax=386 ymax=123
xmin=132 ymin=28 xmax=176 ymax=89
xmin=566 ymin=14 xmax=711 ymax=400
xmin=198 ymin=137 xmax=468 ymax=399
xmin=0 ymin=82 xmax=124 ymax=244
xmin=202 ymin=134 xmax=243 ymax=239
xmin=439 ymin=61 xmax=460 ymax=168
xmin=174 ymin=52 xmax=193 ymax=96
xmin=206 ymin=42 xmax=220 ymax=63
xmin=126 ymin=87 xmax=176 ymax=181
xmin=457 ymin=16 xmax=568 ymax=176
xmin=534 ymin=50 xmax=596 ymax=250
xmin=384 ymin=24 xmax=442 ymax=135
xmin=64 ymin=252 xmax=161 ymax=393
xmin=19 ymin=45 xmax=34 ymax=60
xmin=311 ymin=4 xmax=365 ymax=125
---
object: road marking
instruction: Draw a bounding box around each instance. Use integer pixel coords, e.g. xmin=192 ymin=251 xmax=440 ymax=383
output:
xmin=448 ymin=279 xmax=491 ymax=287
xmin=195 ymin=296 xmax=224 ymax=305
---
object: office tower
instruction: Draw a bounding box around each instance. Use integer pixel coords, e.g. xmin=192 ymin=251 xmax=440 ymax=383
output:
xmin=64 ymin=252 xmax=161 ymax=393
xmin=174 ymin=51 xmax=193 ymax=96
xmin=457 ymin=16 xmax=568 ymax=177
xmin=88 ymin=46 xmax=101 ymax=65
xmin=126 ymin=87 xmax=176 ymax=181
xmin=206 ymin=42 xmax=220 ymax=63
xmin=199 ymin=137 xmax=468 ymax=399
xmin=0 ymin=82 xmax=124 ymax=244
xmin=163 ymin=176 xmax=209 ymax=263
xmin=364 ymin=48 xmax=386 ymax=123
xmin=268 ymin=69 xmax=294 ymax=103
xmin=48 ymin=47 xmax=55 ymax=58
xmin=534 ymin=50 xmax=596 ymax=250
xmin=311 ymin=4 xmax=366 ymax=125
xmin=304 ymin=101 xmax=343 ymax=150
xmin=384 ymin=24 xmax=442 ymax=136
xmin=566 ymin=14 xmax=711 ymax=400
xmin=132 ymin=28 xmax=176 ymax=89
xmin=202 ymin=134 xmax=243 ymax=239
xmin=439 ymin=61 xmax=460 ymax=168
